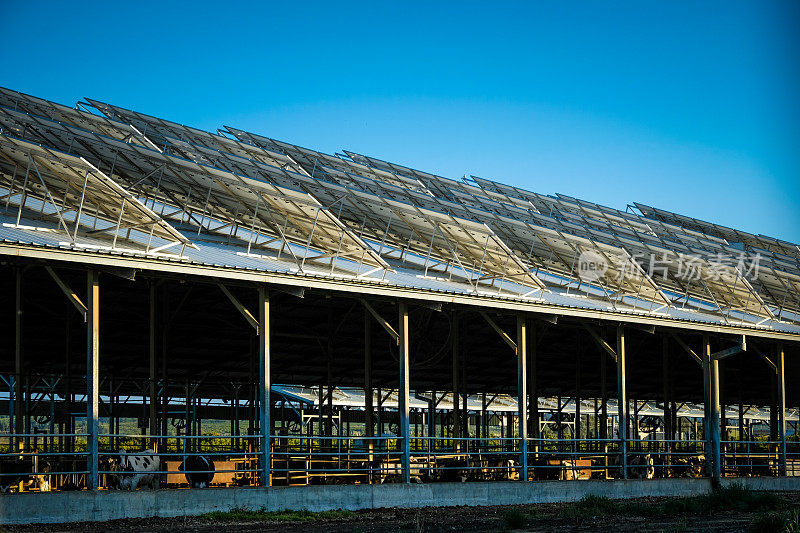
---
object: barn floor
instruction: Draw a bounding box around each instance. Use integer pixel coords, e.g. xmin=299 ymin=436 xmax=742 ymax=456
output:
xmin=7 ymin=492 xmax=799 ymax=532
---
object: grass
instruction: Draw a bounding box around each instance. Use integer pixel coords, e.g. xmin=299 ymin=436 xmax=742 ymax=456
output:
xmin=749 ymin=508 xmax=800 ymax=533
xmin=558 ymin=483 xmax=787 ymax=521
xmin=198 ymin=486 xmax=790 ymax=530
xmin=502 ymin=508 xmax=526 ymax=529
xmin=200 ymin=507 xmax=356 ymax=522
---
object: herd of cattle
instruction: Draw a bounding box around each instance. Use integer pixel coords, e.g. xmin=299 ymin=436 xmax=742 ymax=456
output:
xmin=0 ymin=450 xmax=215 ymax=493
xmin=0 ymin=448 xmax=773 ymax=491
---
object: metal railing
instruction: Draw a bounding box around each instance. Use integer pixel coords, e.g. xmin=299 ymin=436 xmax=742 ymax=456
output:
xmin=409 ymin=437 xmax=521 ymax=482
xmin=1 ymin=431 xmax=797 ymax=491
xmin=98 ymin=433 xmax=263 ymax=488
xmin=270 ymin=435 xmax=403 ymax=484
xmin=0 ymin=433 xmax=90 ymax=491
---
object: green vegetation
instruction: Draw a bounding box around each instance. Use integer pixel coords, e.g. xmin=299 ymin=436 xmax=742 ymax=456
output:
xmin=501 ymin=508 xmax=526 ymax=529
xmin=558 ymin=484 xmax=787 ymax=521
xmin=200 ymin=507 xmax=356 ymax=522
xmin=749 ymin=508 xmax=800 ymax=533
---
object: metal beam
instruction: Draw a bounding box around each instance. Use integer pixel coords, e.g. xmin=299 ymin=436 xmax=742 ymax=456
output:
xmin=616 ymin=325 xmax=627 ymax=479
xmin=536 ymin=314 xmax=558 ymax=325
xmin=364 ymin=308 xmax=373 ymax=439
xmin=671 ymin=333 xmax=703 ymax=367
xmin=777 ymin=344 xmax=787 ymax=477
xmin=149 ymin=282 xmax=157 ymax=451
xmin=517 ymin=315 xmax=528 ymax=482
xmin=711 ymin=335 xmax=746 ymax=360
xmin=452 ymin=312 xmax=460 ymax=447
xmin=86 ymin=270 xmax=100 ymax=490
xmin=584 ymin=323 xmax=617 ymax=361
xmin=258 ymin=286 xmax=271 ymax=486
xmin=14 ymin=268 xmax=22 ymax=445
xmin=702 ymin=334 xmax=722 ymax=484
xmin=45 ymin=266 xmax=87 ymax=320
xmin=3 ymin=243 xmax=799 ymax=342
xmin=218 ymin=283 xmax=259 ymax=332
xmin=479 ymin=310 xmax=517 ymax=352
xmin=398 ymin=300 xmax=411 ymax=483
xmin=749 ymin=343 xmax=778 ymax=374
xmin=362 ymin=299 xmax=400 ymax=343
xmin=274 ymin=285 xmax=305 ymax=299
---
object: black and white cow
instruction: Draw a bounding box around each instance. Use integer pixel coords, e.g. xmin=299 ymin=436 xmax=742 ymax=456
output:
xmin=671 ymin=454 xmax=705 ymax=478
xmin=179 ymin=455 xmax=215 ymax=488
xmin=628 ymin=453 xmax=655 ymax=479
xmin=609 ymin=453 xmax=655 ymax=479
xmin=108 ymin=450 xmax=159 ymax=490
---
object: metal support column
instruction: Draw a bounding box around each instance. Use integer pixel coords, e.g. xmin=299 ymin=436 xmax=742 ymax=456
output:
xmin=777 ymin=344 xmax=787 ymax=476
xmin=398 ymin=301 xmax=411 ymax=483
xmin=452 ymin=313 xmax=460 ymax=450
xmin=702 ymin=335 xmax=721 ymax=484
xmin=662 ymin=336 xmax=672 ymax=462
xmin=616 ymin=326 xmax=627 ymax=479
xmin=14 ymin=268 xmax=23 ymax=448
xmin=364 ymin=308 xmax=373 ymax=462
xmin=149 ymin=283 xmax=158 ymax=450
xmin=517 ymin=315 xmax=528 ymax=481
xmin=258 ymin=287 xmax=271 ymax=487
xmin=86 ymin=270 xmax=100 ymax=490
xmin=575 ymin=341 xmax=581 ymax=442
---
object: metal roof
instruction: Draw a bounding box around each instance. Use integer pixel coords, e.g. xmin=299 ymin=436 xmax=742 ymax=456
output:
xmin=0 ymin=86 xmax=798 ymax=339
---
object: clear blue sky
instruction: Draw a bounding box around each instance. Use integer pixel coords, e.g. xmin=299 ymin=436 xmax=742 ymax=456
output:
xmin=2 ymin=1 xmax=798 ymax=242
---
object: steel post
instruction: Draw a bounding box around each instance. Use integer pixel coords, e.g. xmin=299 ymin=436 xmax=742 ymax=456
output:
xmin=86 ymin=270 xmax=100 ymax=490
xmin=452 ymin=313 xmax=460 ymax=449
xmin=517 ymin=315 xmax=528 ymax=481
xmin=258 ymin=287 xmax=271 ymax=486
xmin=616 ymin=326 xmax=627 ymax=479
xmin=398 ymin=301 xmax=411 ymax=483
xmin=14 ymin=268 xmax=22 ymax=448
xmin=702 ymin=335 xmax=722 ymax=483
xmin=777 ymin=344 xmax=787 ymax=476
xmin=149 ymin=283 xmax=158 ymax=450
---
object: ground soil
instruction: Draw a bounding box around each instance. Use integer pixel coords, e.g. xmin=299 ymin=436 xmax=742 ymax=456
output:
xmin=5 ymin=493 xmax=800 ymax=533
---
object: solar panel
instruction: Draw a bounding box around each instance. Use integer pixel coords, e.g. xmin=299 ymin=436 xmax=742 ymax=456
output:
xmin=1 ymin=86 xmax=795 ymax=325
xmin=0 ymin=106 xmax=389 ymax=272
xmin=0 ymin=134 xmax=189 ymax=249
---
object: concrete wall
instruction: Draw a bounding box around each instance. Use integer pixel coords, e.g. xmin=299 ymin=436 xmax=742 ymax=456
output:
xmin=2 ymin=478 xmax=799 ymax=525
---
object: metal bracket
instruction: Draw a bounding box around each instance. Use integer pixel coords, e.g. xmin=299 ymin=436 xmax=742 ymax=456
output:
xmin=670 ymin=333 xmax=703 ymax=367
xmin=273 ymin=285 xmax=305 ymax=299
xmin=536 ymin=313 xmax=558 ymax=325
xmin=748 ymin=343 xmax=777 ymax=374
xmin=45 ymin=266 xmax=87 ymax=321
xmin=583 ymin=323 xmax=617 ymax=362
xmin=478 ymin=311 xmax=517 ymax=353
xmin=711 ymin=335 xmax=746 ymax=361
xmin=361 ymin=299 xmax=400 ymax=344
xmin=218 ymin=283 xmax=259 ymax=332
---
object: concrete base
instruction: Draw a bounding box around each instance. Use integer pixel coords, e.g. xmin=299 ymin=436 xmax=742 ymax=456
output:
xmin=2 ymin=478 xmax=799 ymax=525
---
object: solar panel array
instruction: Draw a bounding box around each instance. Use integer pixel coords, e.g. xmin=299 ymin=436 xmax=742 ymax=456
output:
xmin=0 ymin=86 xmax=797 ymax=326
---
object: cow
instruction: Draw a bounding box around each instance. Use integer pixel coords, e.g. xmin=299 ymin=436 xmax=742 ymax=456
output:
xmin=0 ymin=457 xmax=33 ymax=492
xmin=531 ymin=457 xmax=592 ymax=480
xmin=608 ymin=453 xmax=655 ymax=479
xmin=670 ymin=455 xmax=705 ymax=478
xmin=628 ymin=453 xmax=655 ymax=479
xmin=107 ymin=450 xmax=159 ymax=490
xmin=179 ymin=455 xmax=215 ymax=488
xmin=0 ymin=456 xmax=52 ymax=493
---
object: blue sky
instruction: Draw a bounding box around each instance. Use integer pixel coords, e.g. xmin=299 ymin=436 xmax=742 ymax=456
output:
xmin=2 ymin=1 xmax=798 ymax=242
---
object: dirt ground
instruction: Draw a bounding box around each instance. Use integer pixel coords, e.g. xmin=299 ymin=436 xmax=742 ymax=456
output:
xmin=5 ymin=493 xmax=800 ymax=533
